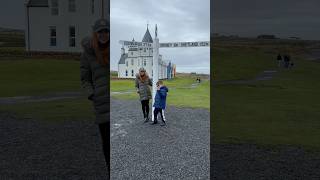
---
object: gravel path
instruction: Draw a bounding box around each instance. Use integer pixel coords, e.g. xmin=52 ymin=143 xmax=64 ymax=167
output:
xmin=0 ymin=91 xmax=84 ymax=104
xmin=110 ymin=98 xmax=210 ymax=179
xmin=213 ymin=70 xmax=277 ymax=85
xmin=211 ymin=143 xmax=320 ymax=180
xmin=0 ymin=112 xmax=108 ymax=179
xmin=0 ymin=98 xmax=210 ymax=179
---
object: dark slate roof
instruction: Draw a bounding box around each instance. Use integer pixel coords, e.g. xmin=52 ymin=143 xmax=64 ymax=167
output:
xmin=142 ymin=28 xmax=153 ymax=43
xmin=27 ymin=0 xmax=49 ymax=7
xmin=118 ymin=53 xmax=128 ymax=64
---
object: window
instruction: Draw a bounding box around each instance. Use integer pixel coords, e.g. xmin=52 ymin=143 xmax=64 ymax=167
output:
xmin=126 ymin=61 xmax=128 ymax=67
xmin=131 ymin=70 xmax=134 ymax=76
xmin=131 ymin=52 xmax=133 ymax=55
xmin=138 ymin=59 xmax=140 ymax=66
xmin=144 ymin=59 xmax=147 ymax=66
xmin=49 ymin=26 xmax=56 ymax=46
xmin=68 ymin=0 xmax=76 ymax=12
xmin=91 ymin=0 xmax=94 ymax=14
xmin=125 ymin=70 xmax=128 ymax=77
xmin=131 ymin=59 xmax=134 ymax=65
xmin=144 ymin=48 xmax=146 ymax=52
xmin=51 ymin=0 xmax=59 ymax=15
xmin=69 ymin=26 xmax=76 ymax=47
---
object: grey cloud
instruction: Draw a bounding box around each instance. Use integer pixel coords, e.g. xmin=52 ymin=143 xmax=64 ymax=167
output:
xmin=111 ymin=0 xmax=210 ymax=74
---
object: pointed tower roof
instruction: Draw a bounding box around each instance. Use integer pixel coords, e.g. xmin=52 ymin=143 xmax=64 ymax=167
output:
xmin=142 ymin=26 xmax=153 ymax=43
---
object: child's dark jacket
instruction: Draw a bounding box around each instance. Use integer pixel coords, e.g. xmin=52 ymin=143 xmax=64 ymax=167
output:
xmin=153 ymin=86 xmax=168 ymax=109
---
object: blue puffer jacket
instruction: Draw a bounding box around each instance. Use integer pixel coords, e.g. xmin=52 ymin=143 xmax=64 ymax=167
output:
xmin=153 ymin=86 xmax=168 ymax=109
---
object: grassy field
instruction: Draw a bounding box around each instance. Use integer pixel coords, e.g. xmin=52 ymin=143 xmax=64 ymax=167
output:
xmin=111 ymin=74 xmax=210 ymax=109
xmin=0 ymin=59 xmax=81 ymax=97
xmin=0 ymin=98 xmax=94 ymax=122
xmin=0 ymin=54 xmax=209 ymax=123
xmin=212 ymin=38 xmax=320 ymax=149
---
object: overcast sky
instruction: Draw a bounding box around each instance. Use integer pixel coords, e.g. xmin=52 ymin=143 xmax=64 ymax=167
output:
xmin=213 ymin=0 xmax=320 ymax=40
xmin=110 ymin=0 xmax=210 ymax=74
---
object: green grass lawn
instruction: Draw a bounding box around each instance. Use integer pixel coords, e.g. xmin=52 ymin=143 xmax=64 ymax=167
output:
xmin=0 ymin=58 xmax=82 ymax=97
xmin=0 ymin=57 xmax=209 ymax=122
xmin=0 ymin=98 xmax=94 ymax=122
xmin=111 ymin=75 xmax=210 ymax=109
xmin=212 ymin=43 xmax=320 ymax=149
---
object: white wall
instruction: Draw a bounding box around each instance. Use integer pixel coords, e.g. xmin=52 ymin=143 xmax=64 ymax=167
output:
xmin=27 ymin=0 xmax=109 ymax=52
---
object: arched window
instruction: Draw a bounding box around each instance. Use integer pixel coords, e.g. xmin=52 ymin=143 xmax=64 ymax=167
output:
xmin=131 ymin=70 xmax=134 ymax=76
xmin=126 ymin=61 xmax=128 ymax=67
xmin=131 ymin=59 xmax=134 ymax=65
xmin=144 ymin=59 xmax=147 ymax=66
xmin=125 ymin=70 xmax=128 ymax=76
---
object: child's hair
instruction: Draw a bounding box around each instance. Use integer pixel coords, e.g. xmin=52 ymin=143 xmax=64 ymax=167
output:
xmin=156 ymin=80 xmax=163 ymax=86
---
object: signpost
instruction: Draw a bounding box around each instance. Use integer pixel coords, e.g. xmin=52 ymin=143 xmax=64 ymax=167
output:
xmin=119 ymin=25 xmax=210 ymax=121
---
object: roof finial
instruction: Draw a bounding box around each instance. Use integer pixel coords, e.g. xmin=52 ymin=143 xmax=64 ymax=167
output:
xmin=155 ymin=24 xmax=158 ymax=38
xmin=147 ymin=20 xmax=149 ymax=30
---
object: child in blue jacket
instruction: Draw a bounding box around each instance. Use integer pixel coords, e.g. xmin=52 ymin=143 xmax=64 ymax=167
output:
xmin=152 ymin=80 xmax=168 ymax=126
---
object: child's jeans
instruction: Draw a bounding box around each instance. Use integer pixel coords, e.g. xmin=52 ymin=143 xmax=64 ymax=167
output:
xmin=154 ymin=108 xmax=166 ymax=123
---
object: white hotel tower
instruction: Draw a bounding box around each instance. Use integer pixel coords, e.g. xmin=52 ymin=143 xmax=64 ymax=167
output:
xmin=117 ymin=26 xmax=171 ymax=79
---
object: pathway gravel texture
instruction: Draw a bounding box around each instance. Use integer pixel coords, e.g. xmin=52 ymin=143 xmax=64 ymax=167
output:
xmin=110 ymin=98 xmax=210 ymax=180
xmin=0 ymin=98 xmax=210 ymax=179
xmin=0 ymin=111 xmax=108 ymax=179
xmin=211 ymin=143 xmax=320 ymax=180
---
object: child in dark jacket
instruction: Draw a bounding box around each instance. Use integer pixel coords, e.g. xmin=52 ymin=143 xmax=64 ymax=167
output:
xmin=152 ymin=80 xmax=168 ymax=126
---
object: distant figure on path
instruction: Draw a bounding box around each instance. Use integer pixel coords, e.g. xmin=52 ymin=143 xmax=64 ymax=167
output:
xmin=277 ymin=54 xmax=282 ymax=67
xmin=80 ymin=18 xmax=110 ymax=177
xmin=135 ymin=67 xmax=152 ymax=123
xmin=152 ymin=80 xmax=168 ymax=126
xmin=284 ymin=54 xmax=291 ymax=68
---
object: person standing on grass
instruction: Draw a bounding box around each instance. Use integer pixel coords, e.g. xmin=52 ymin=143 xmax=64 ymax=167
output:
xmin=135 ymin=67 xmax=152 ymax=123
xmin=80 ymin=18 xmax=110 ymax=178
xmin=152 ymin=80 xmax=168 ymax=126
xmin=277 ymin=53 xmax=282 ymax=67
xmin=284 ymin=54 xmax=290 ymax=68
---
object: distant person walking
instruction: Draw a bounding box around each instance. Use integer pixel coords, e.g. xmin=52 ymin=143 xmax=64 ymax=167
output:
xmin=284 ymin=54 xmax=290 ymax=68
xmin=152 ymin=80 xmax=168 ymax=126
xmin=277 ymin=54 xmax=282 ymax=67
xmin=135 ymin=68 xmax=152 ymax=122
xmin=80 ymin=18 xmax=110 ymax=177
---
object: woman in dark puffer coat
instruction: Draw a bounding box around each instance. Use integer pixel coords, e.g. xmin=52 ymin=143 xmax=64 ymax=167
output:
xmin=135 ymin=67 xmax=152 ymax=122
xmin=80 ymin=18 xmax=110 ymax=177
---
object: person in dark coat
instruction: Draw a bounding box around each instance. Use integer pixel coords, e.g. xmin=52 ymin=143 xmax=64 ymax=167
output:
xmin=277 ymin=53 xmax=282 ymax=67
xmin=135 ymin=67 xmax=152 ymax=122
xmin=284 ymin=54 xmax=290 ymax=68
xmin=80 ymin=18 xmax=110 ymax=177
xmin=152 ymin=80 xmax=168 ymax=126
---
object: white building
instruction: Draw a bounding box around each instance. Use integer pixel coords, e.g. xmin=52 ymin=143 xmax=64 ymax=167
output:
xmin=25 ymin=0 xmax=109 ymax=52
xmin=118 ymin=27 xmax=172 ymax=79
